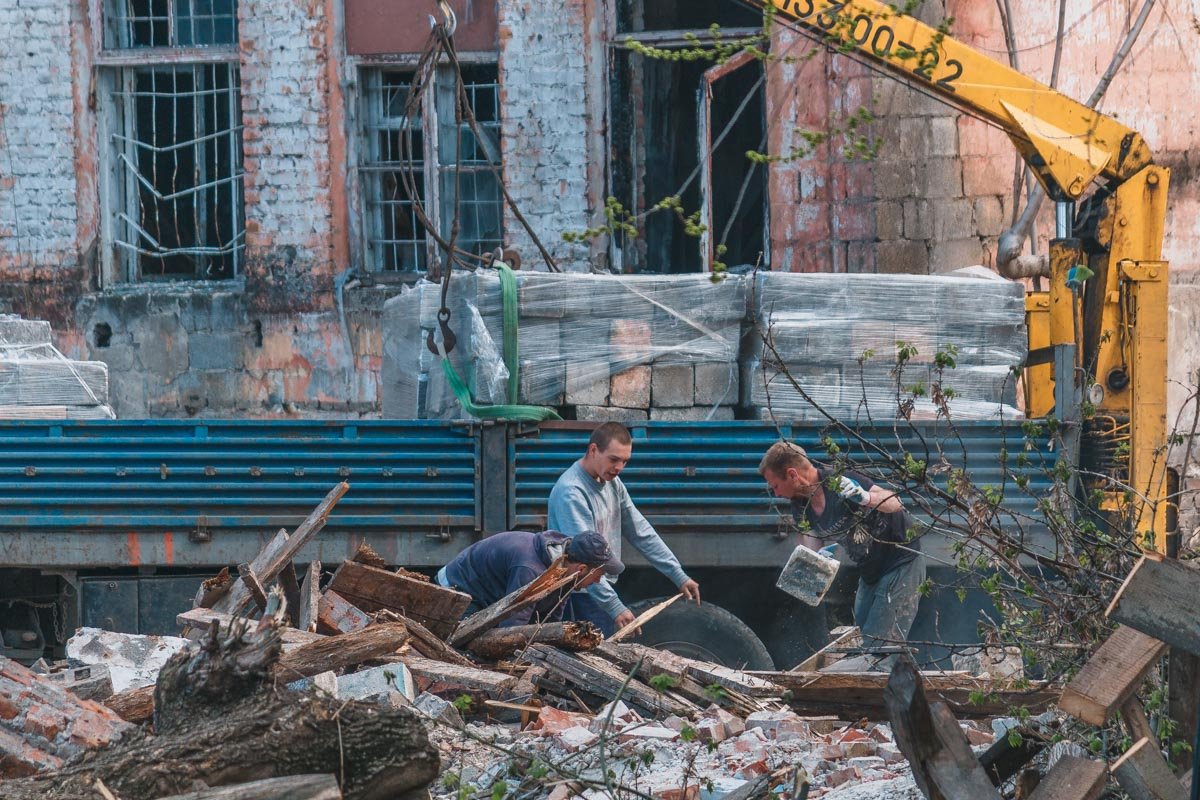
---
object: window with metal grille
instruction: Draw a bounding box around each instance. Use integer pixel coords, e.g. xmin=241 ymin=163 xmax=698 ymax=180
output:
xmin=360 ymin=64 xmax=503 ymax=273
xmin=104 ymin=0 xmax=238 ymax=49
xmin=100 ymin=0 xmax=243 ymax=282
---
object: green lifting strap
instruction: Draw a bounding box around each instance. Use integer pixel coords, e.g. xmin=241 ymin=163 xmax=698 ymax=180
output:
xmin=440 ymin=357 xmax=560 ymax=421
xmin=436 ymin=262 xmax=561 ymax=422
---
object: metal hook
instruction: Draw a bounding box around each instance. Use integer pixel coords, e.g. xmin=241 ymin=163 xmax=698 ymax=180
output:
xmin=428 ymin=0 xmax=457 ymax=37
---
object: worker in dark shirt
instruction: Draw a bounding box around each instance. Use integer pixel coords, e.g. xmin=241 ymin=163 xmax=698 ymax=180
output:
xmin=759 ymin=441 xmax=925 ymax=659
xmin=435 ymin=529 xmax=624 ymax=627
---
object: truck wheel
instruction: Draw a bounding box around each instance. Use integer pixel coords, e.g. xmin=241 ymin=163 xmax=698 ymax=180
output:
xmin=625 ymin=599 xmax=775 ymax=670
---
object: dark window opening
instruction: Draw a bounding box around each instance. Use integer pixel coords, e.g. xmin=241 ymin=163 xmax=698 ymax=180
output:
xmin=106 ymin=0 xmax=238 ymax=49
xmin=617 ymin=0 xmax=761 ymax=33
xmin=610 ymin=46 xmax=766 ymax=273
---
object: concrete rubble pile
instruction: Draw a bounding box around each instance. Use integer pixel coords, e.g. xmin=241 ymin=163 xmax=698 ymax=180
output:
xmin=0 ymin=482 xmax=1074 ymax=799
xmin=0 ymin=314 xmax=115 ymax=419
xmin=382 ymin=267 xmax=1026 ymax=424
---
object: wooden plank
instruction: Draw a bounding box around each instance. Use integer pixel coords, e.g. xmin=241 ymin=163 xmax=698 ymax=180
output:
xmin=276 ymin=547 xmax=302 ymax=626
xmin=1168 ymin=648 xmax=1200 ymax=771
xmin=1121 ymin=697 xmax=1158 ymax=749
xmin=1059 ymin=625 xmax=1165 ymax=726
xmin=524 ymin=645 xmax=695 ymax=718
xmin=1112 ymin=738 xmax=1187 ymax=800
xmin=686 ymin=663 xmax=782 ymax=697
xmin=1026 ymin=755 xmax=1107 ymax=800
xmin=316 ymin=589 xmax=372 ymax=635
xmin=374 ymin=610 xmax=477 ymax=668
xmin=793 ymin=626 xmax=861 ymax=673
xmin=608 ymin=594 xmax=681 ymax=642
xmin=449 ymin=561 xmax=577 ymax=647
xmin=978 ymin=728 xmax=1045 ymax=787
xmin=236 ymin=563 xmax=269 ymax=611
xmin=758 ymin=669 xmax=1057 ymax=719
xmin=402 ymin=655 xmax=517 ymax=696
xmin=1107 ymin=555 xmax=1200 ymax=656
xmin=155 ymin=774 xmax=343 ymax=800
xmin=275 ymin=622 xmax=408 ymax=681
xmin=176 ymin=607 xmax=325 ymax=649
xmin=298 ymin=561 xmax=321 ymax=633
xmin=591 ymin=642 xmax=761 ymax=717
xmin=193 ymin=567 xmax=233 ymax=609
xmin=327 ymin=560 xmax=472 ymax=639
xmin=210 ymin=483 xmax=348 ymax=619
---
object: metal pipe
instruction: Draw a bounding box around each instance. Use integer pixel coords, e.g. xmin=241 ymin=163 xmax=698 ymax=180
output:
xmin=1056 ymin=201 xmax=1074 ymax=238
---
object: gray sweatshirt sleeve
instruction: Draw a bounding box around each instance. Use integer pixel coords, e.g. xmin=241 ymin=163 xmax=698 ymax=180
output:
xmin=547 ymin=482 xmax=628 ymax=619
xmin=617 ymin=480 xmax=690 ymax=587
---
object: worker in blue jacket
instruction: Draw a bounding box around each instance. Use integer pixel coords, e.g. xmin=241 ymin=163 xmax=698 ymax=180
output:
xmin=547 ymin=422 xmax=701 ymax=636
xmin=436 ymin=529 xmax=623 ymax=627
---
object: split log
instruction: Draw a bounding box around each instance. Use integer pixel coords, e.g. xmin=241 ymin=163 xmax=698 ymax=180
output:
xmin=449 ymin=559 xmax=578 ymax=647
xmin=524 ymin=645 xmax=695 ymax=718
xmin=328 ymin=560 xmax=471 ymax=639
xmin=104 ymin=685 xmax=154 ymax=724
xmin=885 ymin=657 xmax=1001 ymax=800
xmin=465 ymin=622 xmax=602 ymax=660
xmin=276 ymin=552 xmax=303 ymax=626
xmin=298 ymin=561 xmax=321 ymax=633
xmin=193 ymin=567 xmax=233 ymax=609
xmin=235 ymin=563 xmax=269 ymax=611
xmin=1107 ymin=555 xmax=1200 ymax=655
xmin=1112 ymin=737 xmax=1187 ymax=800
xmin=1059 ymin=625 xmax=1165 ymax=725
xmin=0 ymin=591 xmax=437 ymax=800
xmin=1026 ymin=755 xmax=1107 ymax=800
xmin=316 ymin=590 xmax=371 ymax=635
xmin=207 ymin=482 xmax=349 ymax=620
xmin=759 ymin=668 xmax=1057 ymax=719
xmin=156 ymin=774 xmax=342 ymax=800
xmin=608 ymin=594 xmax=681 ymax=642
xmin=275 ymin=623 xmax=408 ymax=682
xmin=386 ymin=613 xmax=476 ymax=668
xmin=402 ymin=656 xmax=517 ymax=697
xmin=351 ymin=542 xmax=388 ymax=569
xmin=1120 ymin=696 xmax=1158 ymax=749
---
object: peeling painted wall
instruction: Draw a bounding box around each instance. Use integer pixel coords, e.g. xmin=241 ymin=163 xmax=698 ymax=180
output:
xmin=0 ymin=0 xmax=1197 ymax=422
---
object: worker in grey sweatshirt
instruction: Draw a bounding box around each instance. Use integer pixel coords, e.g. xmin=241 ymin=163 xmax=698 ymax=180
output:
xmin=547 ymin=421 xmax=701 ymax=635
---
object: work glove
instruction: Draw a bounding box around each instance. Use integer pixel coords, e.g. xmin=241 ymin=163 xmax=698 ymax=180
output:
xmin=835 ymin=475 xmax=872 ymax=507
xmin=818 ymin=544 xmax=839 ymax=559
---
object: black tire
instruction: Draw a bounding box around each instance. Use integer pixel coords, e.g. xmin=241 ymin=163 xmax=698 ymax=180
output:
xmin=625 ymin=599 xmax=775 ymax=670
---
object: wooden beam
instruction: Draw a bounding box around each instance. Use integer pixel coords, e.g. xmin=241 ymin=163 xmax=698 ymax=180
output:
xmin=236 ymin=563 xmax=268 ymax=612
xmin=978 ymin=728 xmax=1045 ymax=787
xmin=686 ymin=663 xmax=782 ymax=698
xmin=210 ymin=482 xmax=349 ymax=619
xmin=884 ymin=657 xmax=1000 ymax=800
xmin=1059 ymin=625 xmax=1166 ymax=725
xmin=756 ymin=669 xmax=1057 ymax=719
xmin=1168 ymin=648 xmax=1200 ymax=772
xmin=1026 ymin=755 xmax=1107 ymax=800
xmin=176 ymin=608 xmax=325 ymax=649
xmin=608 ymin=594 xmax=681 ymax=642
xmin=590 ymin=642 xmax=761 ymax=717
xmin=276 ymin=549 xmax=302 ymax=627
xmin=792 ymin=626 xmax=862 ymax=673
xmin=1108 ymin=556 xmax=1200 ymax=655
xmin=449 ymin=561 xmax=578 ymax=647
xmin=298 ymin=561 xmax=321 ymax=633
xmin=316 ymin=590 xmax=371 ymax=635
xmin=155 ymin=774 xmax=343 ymax=800
xmin=401 ymin=655 xmax=517 ymax=697
xmin=275 ymin=622 xmax=408 ymax=682
xmin=1120 ymin=697 xmax=1158 ymax=749
xmin=104 ymin=684 xmax=154 ymax=724
xmin=1112 ymin=738 xmax=1187 ymax=800
xmin=327 ymin=560 xmax=472 ymax=639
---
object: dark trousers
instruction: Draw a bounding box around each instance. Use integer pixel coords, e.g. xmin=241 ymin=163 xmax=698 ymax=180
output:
xmin=854 ymin=553 xmax=926 ymax=648
xmin=564 ymin=591 xmax=616 ymax=637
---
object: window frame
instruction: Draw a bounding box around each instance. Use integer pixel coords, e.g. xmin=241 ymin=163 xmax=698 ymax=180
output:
xmin=353 ymin=54 xmax=504 ymax=279
xmin=96 ymin=0 xmax=244 ymax=286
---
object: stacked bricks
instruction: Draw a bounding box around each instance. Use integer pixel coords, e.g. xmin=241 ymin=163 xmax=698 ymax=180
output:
xmin=0 ymin=657 xmax=131 ymax=777
xmin=382 ymin=272 xmax=746 ymax=422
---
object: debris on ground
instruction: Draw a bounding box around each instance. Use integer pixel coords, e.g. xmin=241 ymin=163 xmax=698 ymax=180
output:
xmin=14 ymin=483 xmax=1194 ymax=799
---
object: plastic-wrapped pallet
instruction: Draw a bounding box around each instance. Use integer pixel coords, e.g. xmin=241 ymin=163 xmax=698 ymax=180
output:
xmin=382 ymin=271 xmax=746 ymax=421
xmin=0 ymin=314 xmax=115 ymax=418
xmin=745 ymin=271 xmax=1026 ymax=421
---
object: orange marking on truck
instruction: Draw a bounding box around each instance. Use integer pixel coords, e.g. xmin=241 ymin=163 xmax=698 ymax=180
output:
xmin=164 ymin=532 xmax=174 ymax=565
xmin=127 ymin=532 xmax=141 ymax=567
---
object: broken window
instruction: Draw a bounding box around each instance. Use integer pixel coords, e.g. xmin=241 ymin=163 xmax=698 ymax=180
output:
xmin=360 ymin=64 xmax=503 ymax=273
xmin=100 ymin=0 xmax=244 ymax=282
xmin=610 ymin=0 xmax=768 ymax=274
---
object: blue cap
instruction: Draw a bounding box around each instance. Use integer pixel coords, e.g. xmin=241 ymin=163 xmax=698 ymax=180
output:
xmin=566 ymin=530 xmax=625 ymax=577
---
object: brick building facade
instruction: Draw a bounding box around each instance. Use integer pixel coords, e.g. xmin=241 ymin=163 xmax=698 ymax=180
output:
xmin=0 ymin=0 xmax=1196 ymax=419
